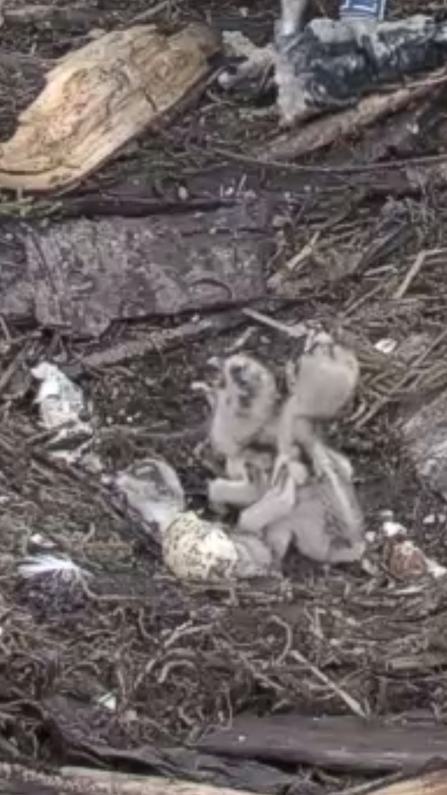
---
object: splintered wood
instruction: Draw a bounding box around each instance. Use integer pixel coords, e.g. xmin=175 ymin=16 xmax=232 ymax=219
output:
xmin=1 ymin=763 xmax=447 ymax=795
xmin=0 ymin=23 xmax=220 ymax=192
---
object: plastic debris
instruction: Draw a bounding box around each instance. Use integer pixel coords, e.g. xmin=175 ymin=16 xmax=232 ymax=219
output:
xmin=32 ymin=361 xmax=93 ymax=464
xmin=382 ymin=519 xmax=408 ymax=538
xmin=275 ymin=15 xmax=447 ymax=124
xmin=32 ymin=362 xmax=85 ymax=430
xmin=29 ymin=533 xmax=55 ymax=549
xmin=374 ymin=338 xmax=397 ymax=355
xmin=426 ymin=557 xmax=447 ymax=579
xmin=96 ymin=693 xmax=117 ymax=711
xmin=340 ymin=0 xmax=387 ymax=22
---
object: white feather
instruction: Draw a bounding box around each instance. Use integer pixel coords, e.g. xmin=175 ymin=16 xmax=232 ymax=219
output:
xmin=17 ymin=554 xmax=90 ymax=583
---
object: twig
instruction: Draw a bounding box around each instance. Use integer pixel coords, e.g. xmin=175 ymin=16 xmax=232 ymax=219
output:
xmin=124 ymin=0 xmax=172 ymax=26
xmin=242 ymin=308 xmax=307 ymax=339
xmin=80 ymin=319 xmax=215 ymax=369
xmin=355 ymin=326 xmax=447 ymax=429
xmin=212 ymin=145 xmax=447 ymax=176
xmin=0 ymin=343 xmax=32 ymax=398
xmin=284 ymin=232 xmax=320 ymax=273
xmin=289 ymin=649 xmax=368 ymax=718
xmin=393 ymin=250 xmax=428 ymax=300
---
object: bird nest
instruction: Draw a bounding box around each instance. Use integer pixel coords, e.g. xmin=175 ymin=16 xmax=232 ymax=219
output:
xmin=1 ymin=0 xmax=447 ymax=783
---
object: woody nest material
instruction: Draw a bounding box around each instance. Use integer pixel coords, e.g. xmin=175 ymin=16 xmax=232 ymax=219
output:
xmin=1 ymin=298 xmax=447 ymax=774
xmin=3 ymin=0 xmax=447 ymax=786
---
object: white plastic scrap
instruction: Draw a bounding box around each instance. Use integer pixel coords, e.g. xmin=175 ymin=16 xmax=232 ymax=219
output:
xmin=383 ymin=519 xmax=408 ymax=537
xmin=17 ymin=554 xmax=91 ymax=584
xmin=374 ymin=338 xmax=397 ymax=355
xmin=426 ymin=558 xmax=447 ymax=579
xmin=32 ymin=362 xmax=85 ymax=430
xmin=29 ymin=533 xmax=55 ymax=549
xmin=96 ymin=692 xmax=117 ymax=711
xmin=32 ymin=361 xmax=94 ymax=464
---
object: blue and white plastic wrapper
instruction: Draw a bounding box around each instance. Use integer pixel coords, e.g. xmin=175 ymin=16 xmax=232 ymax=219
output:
xmin=339 ymin=0 xmax=387 ymax=22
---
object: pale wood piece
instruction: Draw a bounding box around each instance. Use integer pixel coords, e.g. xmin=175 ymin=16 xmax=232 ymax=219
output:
xmin=0 ymin=23 xmax=220 ymax=192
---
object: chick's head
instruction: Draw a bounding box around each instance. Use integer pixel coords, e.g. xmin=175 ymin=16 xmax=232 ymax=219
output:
xmin=222 ymin=354 xmax=278 ymax=417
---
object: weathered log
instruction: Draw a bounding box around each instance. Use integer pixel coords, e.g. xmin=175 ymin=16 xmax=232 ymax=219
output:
xmin=0 ymin=201 xmax=270 ymax=337
xmin=0 ymin=761 xmax=447 ymax=795
xmin=0 ymin=763 xmax=264 ymax=795
xmin=198 ymin=714 xmax=447 ymax=774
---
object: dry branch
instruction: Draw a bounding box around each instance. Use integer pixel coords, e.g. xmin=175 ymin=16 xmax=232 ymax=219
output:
xmin=258 ymin=69 xmax=447 ymax=161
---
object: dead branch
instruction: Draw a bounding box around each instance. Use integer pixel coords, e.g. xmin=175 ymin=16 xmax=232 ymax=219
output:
xmin=254 ymin=69 xmax=447 ymax=161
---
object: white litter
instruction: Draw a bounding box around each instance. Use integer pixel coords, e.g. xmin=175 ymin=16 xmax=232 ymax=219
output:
xmin=374 ymin=338 xmax=397 ymax=355
xmin=29 ymin=533 xmax=55 ymax=549
xmin=383 ymin=519 xmax=408 ymax=537
xmin=96 ymin=692 xmax=117 ymax=711
xmin=32 ymin=362 xmax=85 ymax=430
xmin=32 ymin=361 xmax=94 ymax=464
xmin=425 ymin=557 xmax=447 ymax=579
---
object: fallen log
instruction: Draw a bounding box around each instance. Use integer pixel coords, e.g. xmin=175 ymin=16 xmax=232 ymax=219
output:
xmin=0 ymin=763 xmax=264 ymax=795
xmin=198 ymin=713 xmax=447 ymax=774
xmin=1 ymin=761 xmax=447 ymax=795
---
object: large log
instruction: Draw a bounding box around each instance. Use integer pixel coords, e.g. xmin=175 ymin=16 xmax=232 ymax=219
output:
xmin=198 ymin=714 xmax=447 ymax=773
xmin=0 ymin=762 xmax=447 ymax=795
xmin=0 ymin=763 xmax=264 ymax=795
xmin=0 ymin=201 xmax=269 ymax=337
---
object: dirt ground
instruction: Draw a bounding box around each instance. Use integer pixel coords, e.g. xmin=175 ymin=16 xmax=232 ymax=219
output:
xmin=2 ymin=0 xmax=447 ymax=790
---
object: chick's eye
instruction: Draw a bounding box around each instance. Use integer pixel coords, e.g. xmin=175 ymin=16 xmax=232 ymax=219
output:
xmin=229 ymin=364 xmax=247 ymax=385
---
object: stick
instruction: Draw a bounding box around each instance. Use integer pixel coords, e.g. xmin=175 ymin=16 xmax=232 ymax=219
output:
xmin=289 ymin=649 xmax=367 ymax=718
xmin=242 ymin=308 xmax=307 ymax=339
xmin=393 ymin=250 xmax=427 ymax=300
xmin=355 ymin=326 xmax=447 ymax=428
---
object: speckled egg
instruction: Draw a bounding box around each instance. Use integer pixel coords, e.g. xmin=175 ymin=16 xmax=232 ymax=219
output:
xmin=162 ymin=511 xmax=239 ymax=581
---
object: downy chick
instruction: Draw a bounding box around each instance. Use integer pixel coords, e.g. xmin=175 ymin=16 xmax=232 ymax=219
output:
xmin=238 ymin=331 xmax=359 ymax=533
xmin=207 ymin=354 xmax=279 ymax=510
xmin=238 ymin=441 xmax=364 ymax=565
xmin=239 ymin=332 xmax=364 ymax=564
xmin=275 ymin=330 xmax=359 ymax=476
xmin=265 ymin=445 xmax=365 ymax=565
